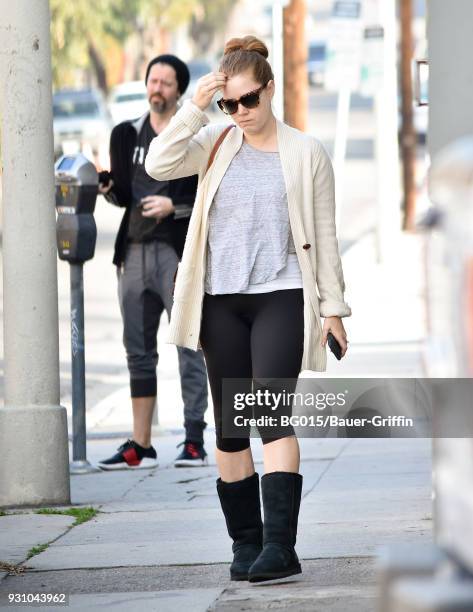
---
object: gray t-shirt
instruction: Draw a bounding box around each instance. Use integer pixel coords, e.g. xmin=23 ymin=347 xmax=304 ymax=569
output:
xmin=205 ymin=142 xmax=296 ymax=295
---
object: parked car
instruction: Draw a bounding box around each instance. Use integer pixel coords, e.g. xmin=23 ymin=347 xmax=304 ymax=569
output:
xmin=307 ymin=41 xmax=327 ymax=87
xmin=109 ymin=81 xmax=148 ymax=125
xmin=53 ymin=88 xmax=112 ymax=167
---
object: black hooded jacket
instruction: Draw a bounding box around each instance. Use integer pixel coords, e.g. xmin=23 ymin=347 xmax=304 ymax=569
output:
xmin=104 ymin=112 xmax=198 ymax=266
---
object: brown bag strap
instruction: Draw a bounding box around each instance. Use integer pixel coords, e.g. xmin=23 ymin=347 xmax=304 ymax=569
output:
xmin=205 ymin=125 xmax=235 ymax=175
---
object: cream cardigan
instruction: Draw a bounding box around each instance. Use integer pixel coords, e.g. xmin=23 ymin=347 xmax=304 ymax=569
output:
xmin=145 ymin=100 xmax=351 ymax=372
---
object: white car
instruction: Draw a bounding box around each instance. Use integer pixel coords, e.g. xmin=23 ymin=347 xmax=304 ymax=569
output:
xmin=109 ymin=81 xmax=149 ymax=125
xmin=53 ymin=88 xmax=112 ymax=168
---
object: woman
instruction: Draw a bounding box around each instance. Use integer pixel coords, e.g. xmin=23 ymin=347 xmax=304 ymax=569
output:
xmin=145 ymin=36 xmax=351 ymax=583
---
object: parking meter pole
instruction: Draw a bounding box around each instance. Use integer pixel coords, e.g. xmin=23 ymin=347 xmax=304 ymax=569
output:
xmin=70 ymin=264 xmax=85 ymax=461
xmin=55 ymin=152 xmax=100 ymax=474
xmin=69 ymin=264 xmax=97 ymax=474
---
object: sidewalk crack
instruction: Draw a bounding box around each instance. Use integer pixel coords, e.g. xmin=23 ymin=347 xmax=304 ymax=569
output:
xmin=303 ymin=439 xmax=354 ymax=499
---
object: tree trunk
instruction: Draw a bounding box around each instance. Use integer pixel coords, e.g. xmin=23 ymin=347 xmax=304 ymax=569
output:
xmin=88 ymin=39 xmax=108 ymax=95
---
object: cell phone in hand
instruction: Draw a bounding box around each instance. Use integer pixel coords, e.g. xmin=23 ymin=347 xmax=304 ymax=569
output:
xmin=98 ymin=170 xmax=112 ymax=186
xmin=327 ymin=332 xmax=343 ymax=360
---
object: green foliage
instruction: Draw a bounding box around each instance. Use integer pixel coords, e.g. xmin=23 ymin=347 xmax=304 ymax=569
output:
xmin=106 ymin=0 xmax=145 ymax=42
xmin=35 ymin=506 xmax=98 ymax=527
xmin=200 ymin=0 xmax=235 ymax=24
xmin=189 ymin=0 xmax=235 ymax=55
xmin=18 ymin=508 xmax=99 ymax=562
xmin=50 ymin=0 xmax=235 ymax=91
xmin=50 ymin=0 xmax=148 ymax=89
xmin=27 ymin=543 xmax=49 ymax=559
xmin=142 ymin=0 xmax=198 ymax=28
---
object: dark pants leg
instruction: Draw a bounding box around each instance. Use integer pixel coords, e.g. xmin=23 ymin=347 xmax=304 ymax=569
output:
xmin=250 ymin=290 xmax=304 ymax=442
xmin=118 ymin=241 xmax=208 ymax=442
xmin=176 ymin=346 xmax=208 ymax=442
xmin=154 ymin=241 xmax=208 ymax=443
xmin=118 ymin=243 xmax=162 ymax=398
xmin=200 ymin=293 xmax=253 ymax=452
xmin=200 ymin=290 xmax=304 ymax=451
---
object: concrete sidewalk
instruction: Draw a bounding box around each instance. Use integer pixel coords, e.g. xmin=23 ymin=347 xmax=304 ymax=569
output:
xmin=0 ymin=436 xmax=432 ymax=611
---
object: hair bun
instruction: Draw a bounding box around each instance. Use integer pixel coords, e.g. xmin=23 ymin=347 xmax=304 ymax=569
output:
xmin=223 ymin=36 xmax=269 ymax=59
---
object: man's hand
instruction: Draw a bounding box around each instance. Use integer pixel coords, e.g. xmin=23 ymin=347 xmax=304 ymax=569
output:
xmin=98 ymin=179 xmax=114 ymax=195
xmin=321 ymin=316 xmax=348 ymax=358
xmin=140 ymin=195 xmax=175 ymax=221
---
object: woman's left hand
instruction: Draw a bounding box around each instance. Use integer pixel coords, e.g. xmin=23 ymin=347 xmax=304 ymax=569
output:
xmin=321 ymin=316 xmax=348 ymax=358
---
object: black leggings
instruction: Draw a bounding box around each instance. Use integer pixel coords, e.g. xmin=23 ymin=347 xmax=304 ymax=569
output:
xmin=199 ymin=289 xmax=304 ymax=452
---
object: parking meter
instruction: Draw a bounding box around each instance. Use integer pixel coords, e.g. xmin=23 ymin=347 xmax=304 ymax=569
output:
xmin=55 ymin=153 xmax=97 ymax=262
xmin=55 ymin=153 xmax=100 ymax=474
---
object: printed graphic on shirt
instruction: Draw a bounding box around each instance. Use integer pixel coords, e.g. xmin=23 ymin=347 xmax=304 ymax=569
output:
xmin=128 ymin=116 xmax=171 ymax=243
xmin=132 ymin=146 xmax=146 ymax=166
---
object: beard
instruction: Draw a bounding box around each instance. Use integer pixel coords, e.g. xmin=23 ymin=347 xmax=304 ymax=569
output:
xmin=150 ymin=94 xmax=171 ymax=114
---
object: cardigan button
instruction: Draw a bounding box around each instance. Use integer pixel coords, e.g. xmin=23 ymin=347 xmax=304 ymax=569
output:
xmin=302 ymin=243 xmax=311 ymax=250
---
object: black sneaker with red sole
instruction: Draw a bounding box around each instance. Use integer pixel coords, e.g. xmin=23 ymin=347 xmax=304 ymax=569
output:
xmin=174 ymin=440 xmax=208 ymax=467
xmin=98 ymin=439 xmax=158 ymax=471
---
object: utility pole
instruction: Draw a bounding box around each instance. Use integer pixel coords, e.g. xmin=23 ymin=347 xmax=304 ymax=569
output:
xmin=0 ymin=0 xmax=70 ymax=506
xmin=283 ymin=0 xmax=308 ymax=130
xmin=399 ymin=0 xmax=416 ymax=230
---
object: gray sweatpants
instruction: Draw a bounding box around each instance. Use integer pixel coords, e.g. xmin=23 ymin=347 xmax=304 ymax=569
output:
xmin=117 ymin=240 xmax=208 ymax=443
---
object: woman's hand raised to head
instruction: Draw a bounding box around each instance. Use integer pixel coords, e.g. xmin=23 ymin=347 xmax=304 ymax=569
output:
xmin=192 ymin=72 xmax=227 ymax=111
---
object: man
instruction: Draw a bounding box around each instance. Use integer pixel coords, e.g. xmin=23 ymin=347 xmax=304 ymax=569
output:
xmin=98 ymin=55 xmax=208 ymax=470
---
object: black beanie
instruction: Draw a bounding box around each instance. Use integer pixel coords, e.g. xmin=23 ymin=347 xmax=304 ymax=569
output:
xmin=145 ymin=54 xmax=190 ymax=95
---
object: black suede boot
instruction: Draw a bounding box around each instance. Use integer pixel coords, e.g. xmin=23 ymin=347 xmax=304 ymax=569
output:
xmin=216 ymin=472 xmax=263 ymax=581
xmin=248 ymin=471 xmax=303 ymax=582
